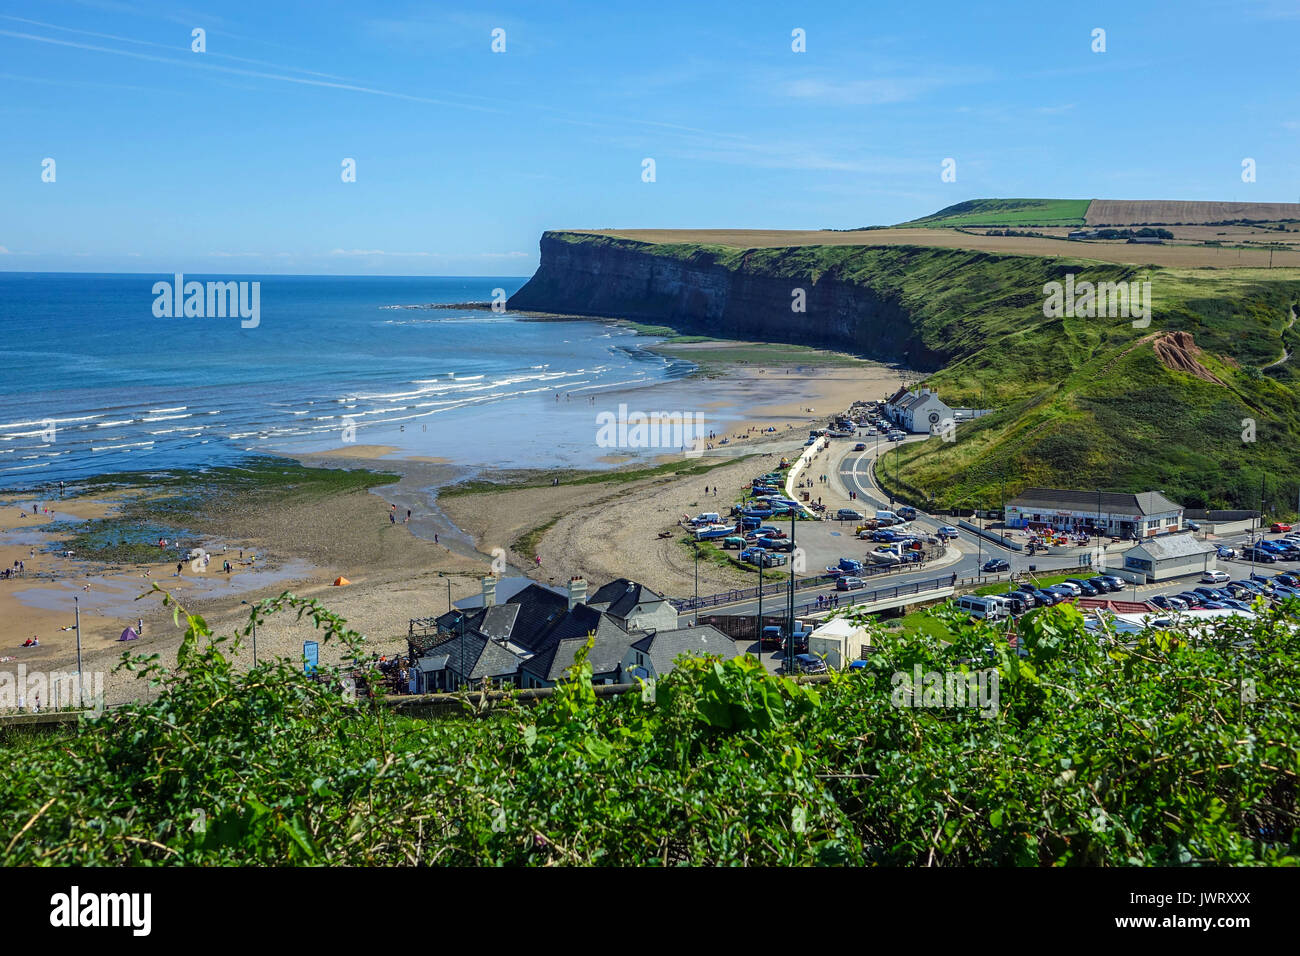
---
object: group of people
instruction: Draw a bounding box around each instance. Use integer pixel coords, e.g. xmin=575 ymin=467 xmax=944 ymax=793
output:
xmin=1 ymin=560 xmax=25 ymax=581
xmin=387 ymin=504 xmax=412 ymax=525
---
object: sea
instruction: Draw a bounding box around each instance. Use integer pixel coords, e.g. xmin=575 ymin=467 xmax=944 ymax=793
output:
xmin=0 ymin=273 xmax=701 ymax=486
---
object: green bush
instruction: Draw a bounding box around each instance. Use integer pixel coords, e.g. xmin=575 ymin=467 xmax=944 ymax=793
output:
xmin=1 ymin=592 xmax=1295 ymax=865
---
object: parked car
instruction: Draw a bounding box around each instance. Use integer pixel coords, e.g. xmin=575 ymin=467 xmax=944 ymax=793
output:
xmin=1065 ymin=578 xmax=1099 ymax=596
xmin=1226 ymin=581 xmax=1259 ymax=597
xmin=1221 ymin=599 xmax=1253 ymax=612
xmin=835 ymin=576 xmax=866 ymax=591
xmin=789 ymin=653 xmax=828 ymax=675
xmin=782 ymin=630 xmax=811 ymax=655
xmin=1201 ymin=569 xmax=1231 ymax=584
xmin=1175 ymin=592 xmax=1206 ymax=608
xmin=1185 ymin=520 xmax=1201 ymax=531
xmin=1053 ymin=581 xmax=1083 ymax=596
xmin=756 ymin=537 xmax=795 ymax=552
xmin=1277 ymin=573 xmax=1300 ymax=588
xmin=1243 ymin=548 xmax=1277 ymax=563
xmin=1193 ymin=587 xmax=1225 ymax=603
xmin=896 ymin=506 xmax=918 ymax=520
xmin=1272 ymin=522 xmax=1293 ymax=533
xmin=759 ymin=625 xmax=785 ymax=649
xmin=1034 ymin=589 xmax=1063 ymax=606
xmin=1271 ymin=585 xmax=1300 ymax=601
xmin=1000 ymin=591 xmax=1031 ymax=613
xmin=982 ymin=558 xmax=1010 ymax=573
xmin=1047 ymin=584 xmax=1078 ymax=600
xmin=1087 ymin=576 xmax=1116 ymax=594
xmin=938 ymin=526 xmax=959 ymax=539
xmin=1151 ymin=595 xmax=1187 ymax=611
xmin=836 ymin=509 xmax=865 ymax=521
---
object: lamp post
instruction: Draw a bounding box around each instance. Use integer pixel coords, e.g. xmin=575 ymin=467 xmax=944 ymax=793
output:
xmin=73 ymin=595 xmax=83 ymax=707
xmin=240 ymin=600 xmax=258 ymax=664
xmin=693 ymin=540 xmax=700 ymax=626
xmin=438 ymin=571 xmax=451 ymax=612
xmin=756 ymin=559 xmax=764 ymax=662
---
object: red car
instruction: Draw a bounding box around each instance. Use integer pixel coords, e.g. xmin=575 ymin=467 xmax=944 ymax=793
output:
xmin=1272 ymin=523 xmax=1293 ymax=533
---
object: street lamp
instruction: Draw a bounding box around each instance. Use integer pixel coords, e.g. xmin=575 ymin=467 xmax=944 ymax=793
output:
xmin=240 ymin=600 xmax=258 ymax=664
xmin=692 ymin=540 xmax=700 ymax=626
xmin=438 ymin=571 xmax=451 ymax=612
xmin=73 ymin=595 xmax=83 ymax=707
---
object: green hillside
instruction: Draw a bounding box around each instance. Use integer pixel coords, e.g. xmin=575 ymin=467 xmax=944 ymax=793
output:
xmin=872 ymin=264 xmax=1300 ymax=514
xmin=898 ymin=198 xmax=1092 ymax=228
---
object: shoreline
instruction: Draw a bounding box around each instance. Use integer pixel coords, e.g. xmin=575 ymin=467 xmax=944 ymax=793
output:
xmin=1 ymin=341 xmax=909 ymax=706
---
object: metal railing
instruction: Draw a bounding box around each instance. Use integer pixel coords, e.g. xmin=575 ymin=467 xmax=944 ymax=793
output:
xmin=671 ymin=550 xmax=944 ymax=612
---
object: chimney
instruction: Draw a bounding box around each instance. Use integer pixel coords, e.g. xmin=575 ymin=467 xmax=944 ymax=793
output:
xmin=481 ymin=575 xmax=496 ymax=608
xmin=568 ymin=576 xmax=587 ymax=610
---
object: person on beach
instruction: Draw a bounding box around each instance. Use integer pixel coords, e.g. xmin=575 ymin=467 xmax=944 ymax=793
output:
xmin=176 ymin=561 xmax=183 ymax=576
xmin=434 ymin=533 xmax=439 ymax=545
xmin=390 ymin=512 xmax=396 ymax=524
xmin=406 ymin=509 xmax=411 ymax=524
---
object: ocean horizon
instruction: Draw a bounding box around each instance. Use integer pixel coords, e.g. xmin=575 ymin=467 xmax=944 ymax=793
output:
xmin=0 ymin=272 xmax=700 ymax=487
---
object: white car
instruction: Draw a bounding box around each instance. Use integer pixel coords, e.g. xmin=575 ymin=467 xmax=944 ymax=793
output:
xmin=1201 ymin=570 xmax=1231 ymax=584
xmin=1054 ymin=581 xmax=1082 ymax=596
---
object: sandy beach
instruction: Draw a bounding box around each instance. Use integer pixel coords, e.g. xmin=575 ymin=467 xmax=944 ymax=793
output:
xmin=0 ymin=344 xmax=907 ymax=707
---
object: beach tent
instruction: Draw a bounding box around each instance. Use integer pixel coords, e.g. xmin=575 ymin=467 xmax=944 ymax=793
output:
xmin=118 ymin=627 xmax=139 ymax=642
xmin=333 ymin=576 xmax=351 ymax=587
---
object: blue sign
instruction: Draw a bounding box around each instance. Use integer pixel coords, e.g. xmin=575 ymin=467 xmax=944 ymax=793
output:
xmin=303 ymin=640 xmax=319 ymax=675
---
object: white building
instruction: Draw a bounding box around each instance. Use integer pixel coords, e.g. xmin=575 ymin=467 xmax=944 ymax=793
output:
xmin=884 ymin=386 xmax=990 ymax=434
xmin=1123 ymin=533 xmax=1217 ymax=582
xmin=1005 ymin=488 xmax=1184 ymax=539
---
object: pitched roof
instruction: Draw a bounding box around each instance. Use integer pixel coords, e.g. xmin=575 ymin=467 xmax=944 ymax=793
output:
xmin=630 ymin=625 xmax=739 ymax=674
xmin=428 ymin=631 xmax=524 ymax=680
xmin=522 ymin=615 xmax=634 ymax=682
xmin=1129 ymin=533 xmax=1216 ymax=560
xmin=1007 ymin=487 xmax=1183 ymax=516
xmin=586 ymin=578 xmax=667 ymax=619
xmin=886 ymin=386 xmax=910 ymax=406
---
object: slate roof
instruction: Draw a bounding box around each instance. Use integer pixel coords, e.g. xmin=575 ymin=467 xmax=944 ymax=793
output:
xmin=521 ymin=614 xmax=634 ymax=682
xmin=586 ymin=578 xmax=667 ymax=620
xmin=1129 ymin=533 xmax=1216 ymax=560
xmin=455 ymin=576 xmax=565 ymax=609
xmin=1008 ymin=487 xmax=1183 ymax=516
xmin=630 ymin=625 xmax=738 ymax=675
xmin=428 ymin=631 xmax=525 ymax=681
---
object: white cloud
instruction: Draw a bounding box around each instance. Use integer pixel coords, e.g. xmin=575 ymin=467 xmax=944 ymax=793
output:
xmin=0 ymin=246 xmax=10 ymax=254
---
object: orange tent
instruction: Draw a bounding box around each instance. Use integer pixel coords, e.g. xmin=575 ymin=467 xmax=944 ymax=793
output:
xmin=333 ymin=576 xmax=350 ymax=586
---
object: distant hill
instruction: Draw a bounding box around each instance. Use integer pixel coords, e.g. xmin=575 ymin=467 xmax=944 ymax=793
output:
xmin=897 ymin=197 xmax=1300 ymax=229
xmin=896 ymin=199 xmax=1091 ymax=228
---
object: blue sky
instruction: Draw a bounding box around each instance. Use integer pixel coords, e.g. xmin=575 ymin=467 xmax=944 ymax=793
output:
xmin=2 ymin=0 xmax=1298 ymax=275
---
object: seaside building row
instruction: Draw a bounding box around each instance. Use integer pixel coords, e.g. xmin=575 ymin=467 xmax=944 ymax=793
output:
xmin=407 ymin=576 xmax=737 ymax=693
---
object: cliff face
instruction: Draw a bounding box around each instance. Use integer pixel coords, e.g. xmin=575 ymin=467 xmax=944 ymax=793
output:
xmin=508 ymin=232 xmax=944 ymax=369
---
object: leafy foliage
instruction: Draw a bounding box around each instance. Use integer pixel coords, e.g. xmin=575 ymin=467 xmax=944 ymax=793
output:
xmin=1 ymin=593 xmax=1296 ymax=865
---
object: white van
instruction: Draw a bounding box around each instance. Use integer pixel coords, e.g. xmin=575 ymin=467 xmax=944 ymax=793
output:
xmin=693 ymin=512 xmax=720 ymax=525
xmin=957 ymin=595 xmax=1009 ymax=621
xmin=875 ymin=510 xmax=899 ymax=525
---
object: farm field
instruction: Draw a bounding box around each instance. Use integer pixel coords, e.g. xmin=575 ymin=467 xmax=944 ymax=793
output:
xmin=1086 ymin=199 xmax=1300 ymax=225
xmin=576 ymin=226 xmax=1300 ymax=269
